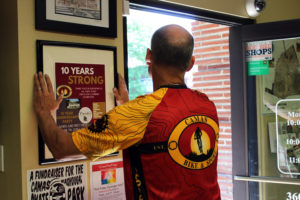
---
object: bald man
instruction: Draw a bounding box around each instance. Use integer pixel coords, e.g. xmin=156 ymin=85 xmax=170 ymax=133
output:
xmin=34 ymin=24 xmax=220 ymax=200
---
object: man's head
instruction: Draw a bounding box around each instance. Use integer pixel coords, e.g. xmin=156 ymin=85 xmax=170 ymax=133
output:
xmin=147 ymin=24 xmax=194 ymax=72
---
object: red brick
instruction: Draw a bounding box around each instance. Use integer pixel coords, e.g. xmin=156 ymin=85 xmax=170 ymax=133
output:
xmin=219 ymin=135 xmax=232 ymax=140
xmin=213 ymin=99 xmax=231 ymax=104
xmin=225 ymin=129 xmax=232 ymax=133
xmin=219 ymin=122 xmax=231 ymax=129
xmin=202 ymin=27 xmax=229 ymax=35
xmin=197 ymin=58 xmax=223 ymax=65
xmin=218 ymin=111 xmax=231 ymax=116
xmin=202 ymin=39 xmax=229 ymax=46
xmin=224 ymin=93 xmax=231 ymax=97
xmin=203 ymin=88 xmax=230 ymax=93
xmin=193 ymin=70 xmax=222 ymax=76
xmin=218 ymin=155 xmax=232 ymax=161
xmin=222 ymin=33 xmax=229 ymax=38
xmin=223 ymin=58 xmax=230 ymax=63
xmin=219 ymin=183 xmax=233 ymax=188
xmin=198 ymin=23 xmax=220 ymax=29
xmin=218 ymin=154 xmax=232 ymax=160
xmin=191 ymin=21 xmax=200 ymax=26
xmin=218 ymin=175 xmax=231 ymax=181
xmin=217 ymin=166 xmax=232 ymax=174
xmin=191 ymin=26 xmax=201 ymax=31
xmin=219 ymin=140 xmax=225 ymax=145
xmin=216 ymin=105 xmax=222 ymax=110
xmin=192 ymin=31 xmax=201 ymax=37
xmin=194 ymin=54 xmax=201 ymax=59
xmin=194 ymin=46 xmax=221 ymax=53
xmin=195 ymin=35 xmax=221 ymax=42
xmin=218 ymin=116 xmax=231 ymax=121
xmin=224 ymin=81 xmax=231 ymax=86
xmin=223 ymin=69 xmax=230 ymax=74
xmin=192 ymin=77 xmax=203 ymax=82
xmin=201 ymin=52 xmax=230 ymax=59
xmin=194 ymin=43 xmax=201 ymax=48
xmin=219 ymin=128 xmax=226 ymax=133
xmin=203 ymin=75 xmax=230 ymax=81
xmin=222 ymin=45 xmax=229 ymax=50
xmin=207 ymin=64 xmax=230 ymax=70
xmin=218 ymin=161 xmax=232 ymax=166
xmin=223 ymin=105 xmax=231 ymax=109
xmin=193 ymin=81 xmax=223 ymax=88
xmin=207 ymin=93 xmax=224 ymax=98
xmin=197 ymin=66 xmax=208 ymax=71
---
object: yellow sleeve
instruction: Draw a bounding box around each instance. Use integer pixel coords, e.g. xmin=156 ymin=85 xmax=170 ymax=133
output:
xmin=72 ymin=88 xmax=167 ymax=160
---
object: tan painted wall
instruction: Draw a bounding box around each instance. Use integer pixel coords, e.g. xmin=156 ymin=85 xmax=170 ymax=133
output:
xmin=256 ymin=0 xmax=300 ymax=23
xmin=164 ymin=0 xmax=249 ymax=17
xmin=166 ymin=0 xmax=300 ymax=23
xmin=0 ymin=0 xmax=22 ymax=200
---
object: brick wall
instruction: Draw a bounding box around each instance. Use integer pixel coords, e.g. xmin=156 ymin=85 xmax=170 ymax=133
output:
xmin=191 ymin=21 xmax=233 ymax=200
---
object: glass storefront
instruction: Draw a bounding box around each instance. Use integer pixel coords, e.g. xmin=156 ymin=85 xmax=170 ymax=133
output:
xmin=247 ymin=37 xmax=300 ymax=199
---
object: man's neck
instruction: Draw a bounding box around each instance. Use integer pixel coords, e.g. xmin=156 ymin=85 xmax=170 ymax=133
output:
xmin=153 ymin=66 xmax=186 ymax=90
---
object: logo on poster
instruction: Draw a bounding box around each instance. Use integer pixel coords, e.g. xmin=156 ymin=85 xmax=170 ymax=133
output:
xmin=49 ymin=182 xmax=66 ymax=200
xmin=57 ymin=85 xmax=72 ymax=98
xmin=79 ymin=107 xmax=93 ymax=124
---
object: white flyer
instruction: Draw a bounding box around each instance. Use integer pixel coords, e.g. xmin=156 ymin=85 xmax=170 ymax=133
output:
xmin=90 ymin=159 xmax=126 ymax=200
xmin=27 ymin=163 xmax=87 ymax=200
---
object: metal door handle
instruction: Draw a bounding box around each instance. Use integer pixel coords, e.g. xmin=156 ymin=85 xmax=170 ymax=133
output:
xmin=234 ymin=176 xmax=300 ymax=185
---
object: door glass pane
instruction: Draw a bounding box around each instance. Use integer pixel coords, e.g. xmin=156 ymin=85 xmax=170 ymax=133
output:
xmin=251 ymin=182 xmax=300 ymax=200
xmin=247 ymin=37 xmax=300 ymax=199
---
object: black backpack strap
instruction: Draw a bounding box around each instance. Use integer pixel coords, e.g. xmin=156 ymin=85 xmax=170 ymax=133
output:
xmin=129 ymin=146 xmax=148 ymax=200
xmin=129 ymin=141 xmax=168 ymax=200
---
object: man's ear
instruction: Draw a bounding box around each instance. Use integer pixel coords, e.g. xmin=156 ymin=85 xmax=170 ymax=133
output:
xmin=145 ymin=48 xmax=151 ymax=66
xmin=186 ymin=56 xmax=195 ymax=72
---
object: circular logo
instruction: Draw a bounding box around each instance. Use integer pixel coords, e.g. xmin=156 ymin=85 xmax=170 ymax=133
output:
xmin=79 ymin=107 xmax=93 ymax=124
xmin=49 ymin=182 xmax=66 ymax=200
xmin=56 ymin=85 xmax=72 ymax=98
xmin=168 ymin=115 xmax=219 ymax=170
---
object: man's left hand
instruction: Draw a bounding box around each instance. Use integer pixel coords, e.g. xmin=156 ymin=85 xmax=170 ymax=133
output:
xmin=34 ymin=72 xmax=63 ymax=117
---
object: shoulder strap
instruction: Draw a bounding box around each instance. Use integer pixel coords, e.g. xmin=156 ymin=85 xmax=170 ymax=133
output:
xmin=129 ymin=141 xmax=168 ymax=200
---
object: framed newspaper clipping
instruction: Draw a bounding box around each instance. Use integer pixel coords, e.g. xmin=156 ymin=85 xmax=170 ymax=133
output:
xmin=36 ymin=40 xmax=117 ymax=164
xmin=35 ymin=0 xmax=117 ymax=37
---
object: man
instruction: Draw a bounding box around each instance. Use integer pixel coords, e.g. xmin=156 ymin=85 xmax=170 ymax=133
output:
xmin=34 ymin=24 xmax=220 ymax=199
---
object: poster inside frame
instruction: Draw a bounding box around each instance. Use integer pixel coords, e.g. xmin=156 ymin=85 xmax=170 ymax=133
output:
xmin=37 ymin=40 xmax=118 ymax=165
xmin=35 ymin=0 xmax=117 ymax=38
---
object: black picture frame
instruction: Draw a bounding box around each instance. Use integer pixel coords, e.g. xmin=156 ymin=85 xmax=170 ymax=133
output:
xmin=35 ymin=0 xmax=117 ymax=38
xmin=36 ymin=40 xmax=118 ymax=164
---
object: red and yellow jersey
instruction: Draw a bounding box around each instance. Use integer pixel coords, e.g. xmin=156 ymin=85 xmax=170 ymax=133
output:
xmin=72 ymin=85 xmax=220 ymax=200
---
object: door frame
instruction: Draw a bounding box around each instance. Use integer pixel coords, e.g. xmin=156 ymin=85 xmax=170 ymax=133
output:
xmin=124 ymin=1 xmax=255 ymax=199
xmin=230 ymin=19 xmax=300 ymax=200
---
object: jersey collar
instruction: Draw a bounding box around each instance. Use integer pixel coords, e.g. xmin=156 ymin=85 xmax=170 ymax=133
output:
xmin=159 ymin=84 xmax=187 ymax=89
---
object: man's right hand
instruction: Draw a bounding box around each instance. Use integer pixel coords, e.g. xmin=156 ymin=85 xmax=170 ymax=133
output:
xmin=113 ymin=74 xmax=129 ymax=106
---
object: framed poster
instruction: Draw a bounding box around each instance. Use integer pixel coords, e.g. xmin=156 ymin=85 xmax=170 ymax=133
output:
xmin=35 ymin=0 xmax=117 ymax=37
xmin=37 ymin=40 xmax=117 ymax=164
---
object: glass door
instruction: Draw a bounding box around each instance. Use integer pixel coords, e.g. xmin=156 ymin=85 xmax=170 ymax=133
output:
xmin=230 ymin=19 xmax=300 ymax=200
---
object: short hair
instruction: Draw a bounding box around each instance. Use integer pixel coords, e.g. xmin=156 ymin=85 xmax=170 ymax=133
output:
xmin=150 ymin=25 xmax=194 ymax=72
